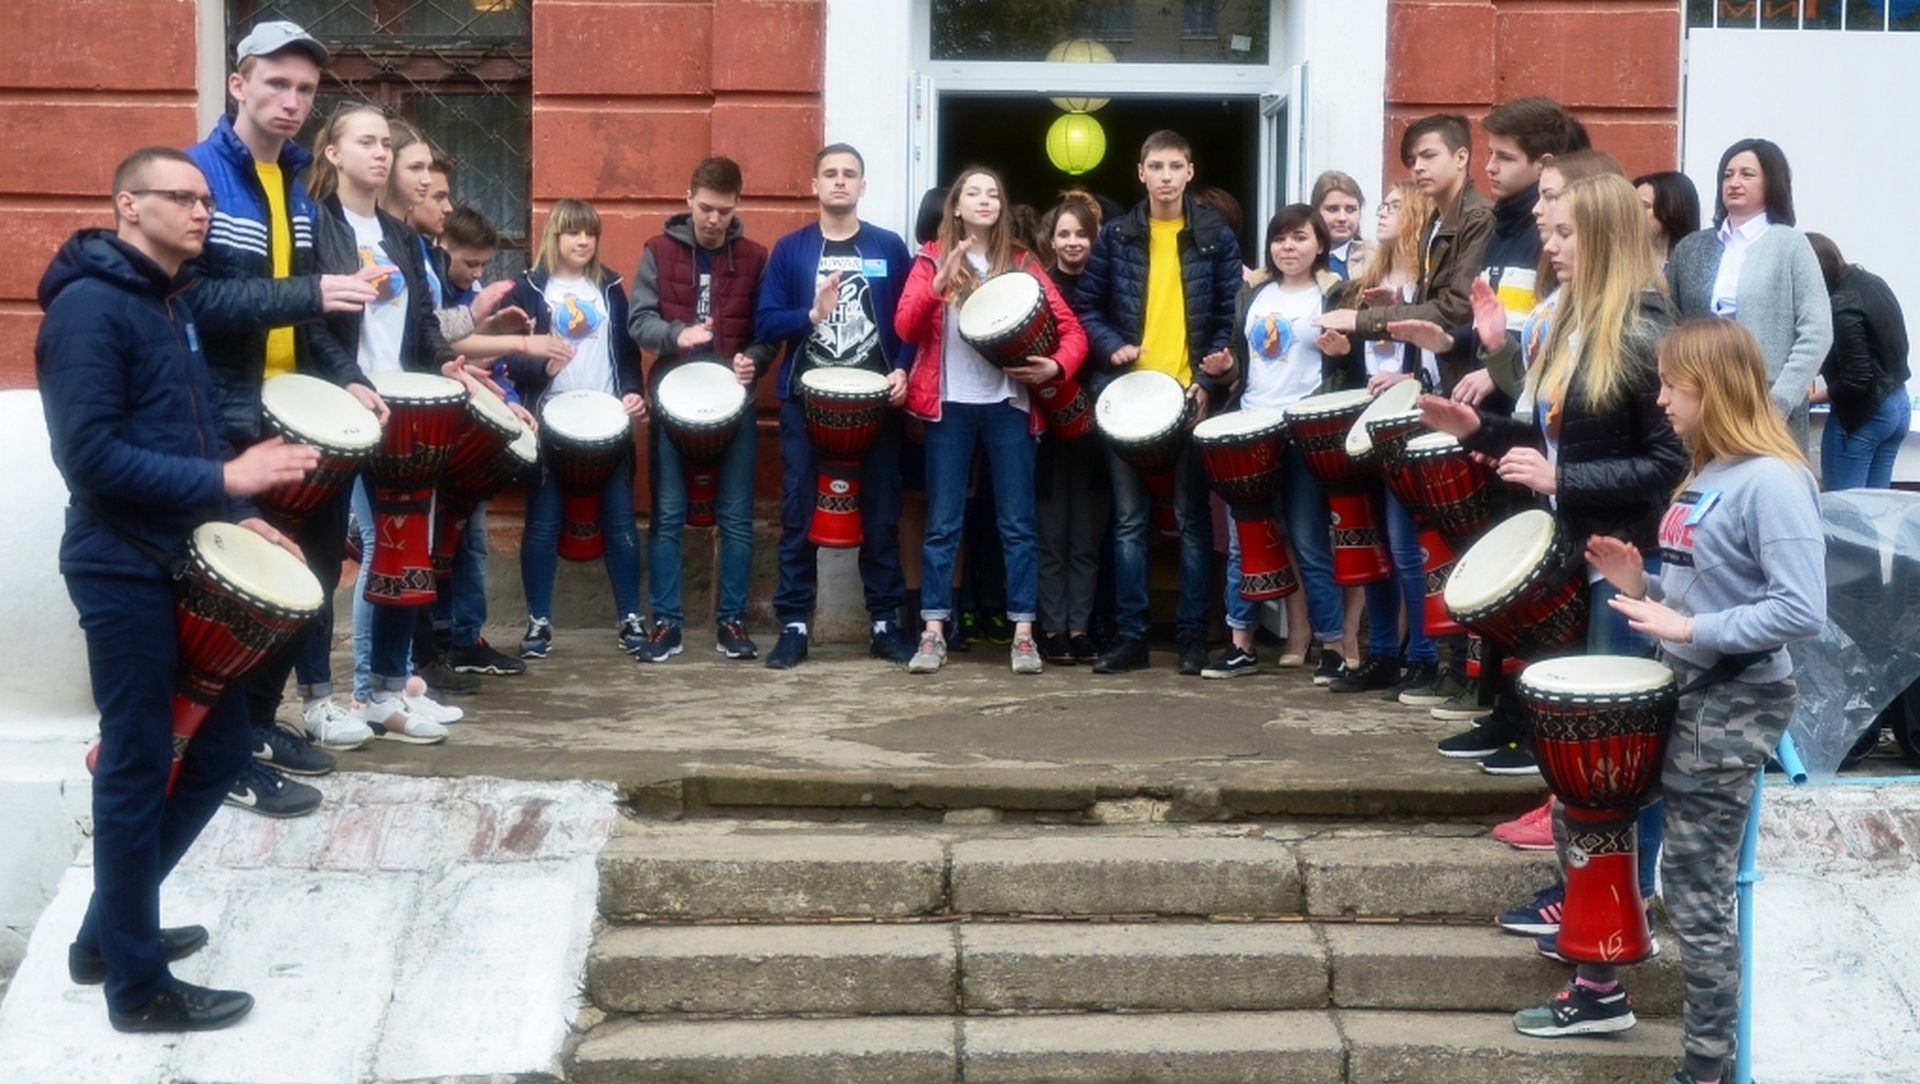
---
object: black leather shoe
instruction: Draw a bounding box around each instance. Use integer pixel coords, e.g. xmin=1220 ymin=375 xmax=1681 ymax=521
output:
xmin=1091 ymin=636 xmax=1150 ymax=674
xmin=108 ymin=979 xmax=254 ymax=1033
xmin=70 ymin=925 xmax=209 ymax=985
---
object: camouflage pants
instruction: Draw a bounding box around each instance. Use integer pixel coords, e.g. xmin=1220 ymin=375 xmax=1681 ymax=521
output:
xmin=1659 ymin=659 xmax=1796 ymax=1069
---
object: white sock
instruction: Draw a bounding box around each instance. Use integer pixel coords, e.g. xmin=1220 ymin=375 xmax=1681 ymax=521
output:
xmin=786 ymin=621 xmax=808 ymax=636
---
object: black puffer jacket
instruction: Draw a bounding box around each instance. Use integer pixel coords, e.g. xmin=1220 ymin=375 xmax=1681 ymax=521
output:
xmin=1463 ymin=291 xmax=1685 ymax=556
xmin=1822 ymin=264 xmax=1910 ymax=434
xmin=309 ymin=195 xmax=457 ymax=374
xmin=1072 ymin=197 xmax=1243 ymax=400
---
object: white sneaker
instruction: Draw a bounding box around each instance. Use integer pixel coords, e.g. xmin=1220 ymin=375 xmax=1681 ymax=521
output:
xmin=402 ymin=690 xmax=464 ymax=725
xmin=350 ymin=694 xmax=408 ymax=731
xmin=906 ymin=631 xmax=946 ymax=674
xmin=302 ymin=698 xmax=374 ymax=751
xmin=359 ymin=694 xmax=448 ymax=746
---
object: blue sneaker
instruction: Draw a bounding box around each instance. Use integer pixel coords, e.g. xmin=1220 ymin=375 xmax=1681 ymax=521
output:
xmin=1496 ymin=882 xmax=1566 ymax=936
xmin=1512 ymin=980 xmax=1636 ymax=1037
xmin=716 ymin=620 xmax=758 ymax=660
xmin=639 ymin=621 xmax=683 ymax=663
xmin=765 ymin=626 xmax=808 ymax=670
xmin=519 ymin=616 xmax=552 ymax=659
xmin=617 ymin=613 xmax=651 ymax=656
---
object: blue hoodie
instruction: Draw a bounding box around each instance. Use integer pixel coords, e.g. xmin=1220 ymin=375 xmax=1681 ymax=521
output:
xmin=754 ymin=220 xmax=914 ymax=401
xmin=35 ymin=229 xmax=249 ymax=580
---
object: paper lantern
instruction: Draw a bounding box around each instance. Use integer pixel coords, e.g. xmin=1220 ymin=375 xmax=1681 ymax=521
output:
xmin=1046 ymin=112 xmax=1107 ymax=177
xmin=1046 ymin=38 xmax=1114 ymax=113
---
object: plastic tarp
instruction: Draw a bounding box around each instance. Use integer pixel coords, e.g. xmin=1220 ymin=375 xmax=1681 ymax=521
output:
xmin=1785 ymin=489 xmax=1920 ymax=776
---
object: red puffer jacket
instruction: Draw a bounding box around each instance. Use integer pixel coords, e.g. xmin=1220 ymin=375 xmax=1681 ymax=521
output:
xmin=895 ymin=242 xmax=1088 ymax=435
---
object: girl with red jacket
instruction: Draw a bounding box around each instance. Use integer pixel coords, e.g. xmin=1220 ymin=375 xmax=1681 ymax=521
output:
xmin=894 ymin=167 xmax=1087 ymax=675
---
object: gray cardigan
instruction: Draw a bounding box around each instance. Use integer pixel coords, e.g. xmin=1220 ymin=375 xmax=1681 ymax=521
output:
xmin=1667 ymin=223 xmax=1833 ymax=446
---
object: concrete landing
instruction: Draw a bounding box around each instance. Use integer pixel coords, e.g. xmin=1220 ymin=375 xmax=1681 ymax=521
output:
xmin=0 ymin=775 xmax=616 ymax=1084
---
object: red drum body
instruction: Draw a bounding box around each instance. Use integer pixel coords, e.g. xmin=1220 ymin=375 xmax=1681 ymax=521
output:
xmin=85 ymin=524 xmax=324 ymax=793
xmin=435 ymin=383 xmax=536 ymax=579
xmin=1096 ymin=370 xmax=1194 ymax=534
xmin=1414 ymin=527 xmax=1464 ymax=637
xmin=656 ymin=360 xmax=750 ymax=528
xmin=541 ymin=389 xmax=633 ymax=562
xmin=1388 ymin=432 xmax=1501 ymax=545
xmin=1033 ymin=378 xmax=1095 ymax=441
xmin=1464 ymin=632 xmax=1526 ymax=680
xmin=256 ymin=374 xmax=380 ymax=529
xmin=1443 ymin=509 xmax=1590 ymax=662
xmin=956 ymin=271 xmax=1058 ymax=368
xmin=1519 ymin=655 xmax=1679 ymax=964
xmin=1193 ymin=408 xmax=1297 ymax=601
xmin=1286 ymin=389 xmax=1391 ymax=586
xmin=800 ymin=367 xmax=892 ymax=549
xmin=1343 ymin=377 xmax=1424 ymax=481
xmin=363 ymin=372 xmax=468 ymax=605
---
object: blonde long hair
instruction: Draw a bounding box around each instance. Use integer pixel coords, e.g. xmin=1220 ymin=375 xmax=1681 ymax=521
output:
xmin=307 ymin=104 xmax=389 ymax=203
xmin=1529 ymin=174 xmax=1662 ymax=412
xmin=936 ymin=165 xmax=1024 ymax=304
xmin=1657 ymin=318 xmax=1809 ymax=492
xmin=536 ymin=198 xmax=606 ymax=282
xmin=1352 ymin=180 xmax=1433 ymax=293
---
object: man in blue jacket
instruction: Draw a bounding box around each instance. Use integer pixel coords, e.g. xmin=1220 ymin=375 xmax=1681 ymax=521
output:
xmin=38 ymin=147 xmax=319 ymax=1031
xmin=754 ymin=143 xmax=916 ymax=669
xmin=186 ymin=20 xmax=387 ymax=818
xmin=1074 ymin=129 xmax=1240 ymax=677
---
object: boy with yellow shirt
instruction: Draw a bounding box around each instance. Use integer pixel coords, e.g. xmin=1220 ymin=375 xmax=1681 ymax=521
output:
xmin=1073 ymin=130 xmax=1244 ymax=676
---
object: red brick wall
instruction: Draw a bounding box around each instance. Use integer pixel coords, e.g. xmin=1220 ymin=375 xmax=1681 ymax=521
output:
xmin=1384 ymin=0 xmax=1681 ymax=183
xmin=0 ymin=0 xmax=201 ymax=387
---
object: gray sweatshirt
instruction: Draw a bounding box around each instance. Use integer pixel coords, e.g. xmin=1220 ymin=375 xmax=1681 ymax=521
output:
xmin=1648 ymin=455 xmax=1826 ymax=683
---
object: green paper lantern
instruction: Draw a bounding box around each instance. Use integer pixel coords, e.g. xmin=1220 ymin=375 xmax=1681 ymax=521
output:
xmin=1046 ymin=112 xmax=1107 ymax=177
xmin=1046 ymin=37 xmax=1114 ymax=113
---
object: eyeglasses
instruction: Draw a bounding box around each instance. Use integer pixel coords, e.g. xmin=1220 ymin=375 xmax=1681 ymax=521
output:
xmin=129 ymin=189 xmax=218 ymax=213
xmin=1379 ymin=200 xmax=1404 ymax=212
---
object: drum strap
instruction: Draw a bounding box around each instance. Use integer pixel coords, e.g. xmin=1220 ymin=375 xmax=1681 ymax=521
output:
xmin=1675 ymin=650 xmax=1775 ymax=696
xmin=76 ymin=497 xmax=187 ymax=580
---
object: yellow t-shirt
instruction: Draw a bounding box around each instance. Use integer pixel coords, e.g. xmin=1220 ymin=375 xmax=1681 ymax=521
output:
xmin=256 ymin=161 xmax=297 ymax=378
xmin=1138 ymin=216 xmax=1190 ymax=386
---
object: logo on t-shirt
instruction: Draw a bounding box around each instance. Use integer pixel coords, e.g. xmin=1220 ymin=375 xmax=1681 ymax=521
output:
xmin=807 ymin=252 xmax=880 ymax=370
xmin=358 ymin=243 xmax=406 ymax=306
xmin=553 ymin=292 xmax=606 ymax=342
xmin=1250 ymin=312 xmax=1293 ymax=360
xmin=1659 ymin=493 xmax=1699 ymax=567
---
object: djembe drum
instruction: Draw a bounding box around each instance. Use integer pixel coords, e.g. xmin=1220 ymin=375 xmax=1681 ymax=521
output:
xmin=1192 ymin=407 xmax=1298 ymax=601
xmin=434 ymin=381 xmax=536 ymax=580
xmin=1518 ymin=654 xmax=1678 ymax=964
xmin=1443 ymin=509 xmax=1590 ymax=662
xmin=799 ymin=367 xmax=892 ymax=549
xmin=541 ymin=389 xmax=632 ymax=562
xmin=1284 ymin=388 xmax=1392 ymax=585
xmin=958 ymin=271 xmax=1093 ymax=440
xmin=256 ymin=373 xmax=380 ymax=530
xmin=363 ymin=371 xmax=468 ymax=606
xmin=655 ymin=360 xmax=750 ymax=528
xmin=1096 ymin=369 xmax=1194 ymax=534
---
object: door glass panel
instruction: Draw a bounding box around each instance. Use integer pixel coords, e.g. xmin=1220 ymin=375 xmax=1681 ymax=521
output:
xmin=930 ymin=0 xmax=1270 ymax=63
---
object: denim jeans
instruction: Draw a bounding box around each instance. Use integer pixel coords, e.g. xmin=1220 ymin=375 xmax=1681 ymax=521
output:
xmin=649 ymin=413 xmax=758 ymax=627
xmin=774 ymin=397 xmax=905 ymax=624
xmin=430 ymin=506 xmax=490 ymax=650
xmin=1587 ymin=554 xmax=1660 ymax=657
xmin=920 ymin=402 xmax=1038 ymax=623
xmin=1821 ymin=393 xmax=1909 ymax=491
xmin=1110 ymin=441 xmax=1213 ymax=641
xmin=350 ymin=479 xmax=420 ymax=698
xmin=1226 ymin=447 xmax=1343 ymax=643
xmin=520 ymin=455 xmax=643 ymax=624
xmin=1374 ymin=490 xmax=1437 ymax=663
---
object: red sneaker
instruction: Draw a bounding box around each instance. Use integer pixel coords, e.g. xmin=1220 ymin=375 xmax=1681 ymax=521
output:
xmin=1492 ymin=797 xmax=1556 ymax=851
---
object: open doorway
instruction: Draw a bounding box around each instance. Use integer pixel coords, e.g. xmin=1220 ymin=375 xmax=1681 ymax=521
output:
xmin=934 ymin=94 xmax=1263 ymax=256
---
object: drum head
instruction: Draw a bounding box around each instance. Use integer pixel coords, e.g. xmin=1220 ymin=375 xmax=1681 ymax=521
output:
xmin=1193 ymin=407 xmax=1287 ymax=443
xmin=1284 ymin=387 xmax=1374 ymax=423
xmin=542 ymin=389 xmax=630 ymax=443
xmin=505 ymin=425 xmax=540 ymax=467
xmin=368 ymin=371 xmax=466 ymax=405
xmin=658 ymin=361 xmax=749 ymax=424
xmin=1442 ymin=509 xmax=1559 ymax=614
xmin=191 ymin=522 xmax=324 ymax=612
xmin=1520 ymin=655 xmax=1676 ymax=697
xmin=1402 ymin=431 xmax=1462 ymax=457
xmin=1096 ymin=370 xmax=1187 ymax=442
xmin=800 ymin=367 xmax=891 ymax=398
xmin=467 ymin=379 xmax=526 ymax=439
xmin=259 ymin=374 xmax=380 ymax=453
xmin=1345 ymin=379 xmax=1422 ymax=457
xmin=957 ymin=272 xmax=1043 ymax=342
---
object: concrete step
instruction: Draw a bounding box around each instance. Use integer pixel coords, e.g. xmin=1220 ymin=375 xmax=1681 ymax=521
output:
xmin=568 ymin=1010 xmax=1683 ymax=1083
xmin=585 ymin=919 xmax=1680 ymax=1019
xmin=599 ymin=822 xmax=1561 ymax=921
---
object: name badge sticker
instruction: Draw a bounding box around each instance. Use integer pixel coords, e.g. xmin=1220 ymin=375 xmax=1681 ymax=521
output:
xmin=861 ymin=258 xmax=889 ymax=279
xmin=1685 ymin=488 xmax=1722 ymax=527
xmin=184 ymin=321 xmax=201 ymax=355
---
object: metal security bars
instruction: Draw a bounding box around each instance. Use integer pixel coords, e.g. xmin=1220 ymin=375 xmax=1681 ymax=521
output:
xmin=1686 ymin=0 xmax=1920 ymax=31
xmin=228 ymin=0 xmax=533 ymax=275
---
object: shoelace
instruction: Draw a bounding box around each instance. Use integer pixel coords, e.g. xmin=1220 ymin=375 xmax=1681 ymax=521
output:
xmin=650 ymin=624 xmax=676 ymax=644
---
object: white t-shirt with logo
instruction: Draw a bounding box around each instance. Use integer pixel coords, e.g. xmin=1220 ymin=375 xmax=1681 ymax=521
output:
xmin=544 ymin=274 xmax=614 ymax=396
xmin=346 ymin=207 xmax=408 ymax=375
xmin=1240 ymin=281 xmax=1325 ymax=412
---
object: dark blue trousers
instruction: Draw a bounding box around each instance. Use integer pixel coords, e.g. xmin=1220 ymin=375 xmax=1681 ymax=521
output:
xmin=68 ymin=573 xmax=253 ymax=1013
xmin=773 ymin=397 xmax=905 ymax=625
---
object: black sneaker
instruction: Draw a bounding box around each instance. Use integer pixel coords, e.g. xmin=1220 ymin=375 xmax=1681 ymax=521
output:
xmin=1511 ymin=980 xmax=1637 ymax=1037
xmin=1092 ymin=636 xmax=1149 ymax=674
xmin=1437 ymin=719 xmax=1507 ymax=759
xmin=108 ymin=979 xmax=254 ymax=1034
xmin=1329 ymin=655 xmax=1400 ymax=693
xmin=224 ymin=761 xmax=321 ymax=819
xmin=716 ymin=620 xmax=758 ymax=660
xmin=1201 ymin=646 xmax=1259 ymax=679
xmin=1312 ymin=649 xmax=1347 ymax=686
xmin=638 ymin=622 xmax=683 ymax=663
xmin=765 ymin=626 xmax=809 ymax=670
xmin=518 ymin=616 xmax=552 ymax=659
xmin=1067 ymin=634 xmax=1098 ymax=663
xmin=1041 ymin=633 xmax=1075 ymax=664
xmin=979 ymin=613 xmax=1014 ymax=645
xmin=70 ymin=925 xmax=208 ymax=985
xmin=450 ymin=638 xmax=527 ymax=676
xmin=953 ymin=612 xmax=982 ymax=652
xmin=1176 ymin=631 xmax=1209 ymax=676
xmin=417 ymin=658 xmax=481 ymax=695
xmin=869 ymin=621 xmax=915 ymax=663
xmin=1383 ymin=660 xmax=1439 ymax=702
xmin=253 ymin=724 xmax=335 ymax=777
xmin=1481 ymin=738 xmax=1541 ymax=776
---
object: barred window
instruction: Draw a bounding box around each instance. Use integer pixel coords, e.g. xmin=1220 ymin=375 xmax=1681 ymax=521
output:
xmin=1687 ymin=0 xmax=1920 ymax=31
xmin=228 ymin=0 xmax=534 ymax=276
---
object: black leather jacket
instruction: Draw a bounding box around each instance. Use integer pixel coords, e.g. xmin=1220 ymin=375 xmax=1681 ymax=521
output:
xmin=1822 ymin=265 xmax=1910 ymax=433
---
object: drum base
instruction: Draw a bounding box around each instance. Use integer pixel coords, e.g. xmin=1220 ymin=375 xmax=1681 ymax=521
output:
xmin=558 ymin=492 xmax=608 ymax=562
xmin=1557 ymin=813 xmax=1657 ymax=965
xmin=686 ymin=465 xmax=719 ymax=529
xmin=1035 ymin=380 xmax=1094 ymax=441
xmin=809 ymin=462 xmax=863 ymax=549
xmin=365 ymin=492 xmax=438 ymax=606
xmin=1231 ymin=511 xmax=1298 ymax=601
xmin=1328 ymin=490 xmax=1392 ymax=586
